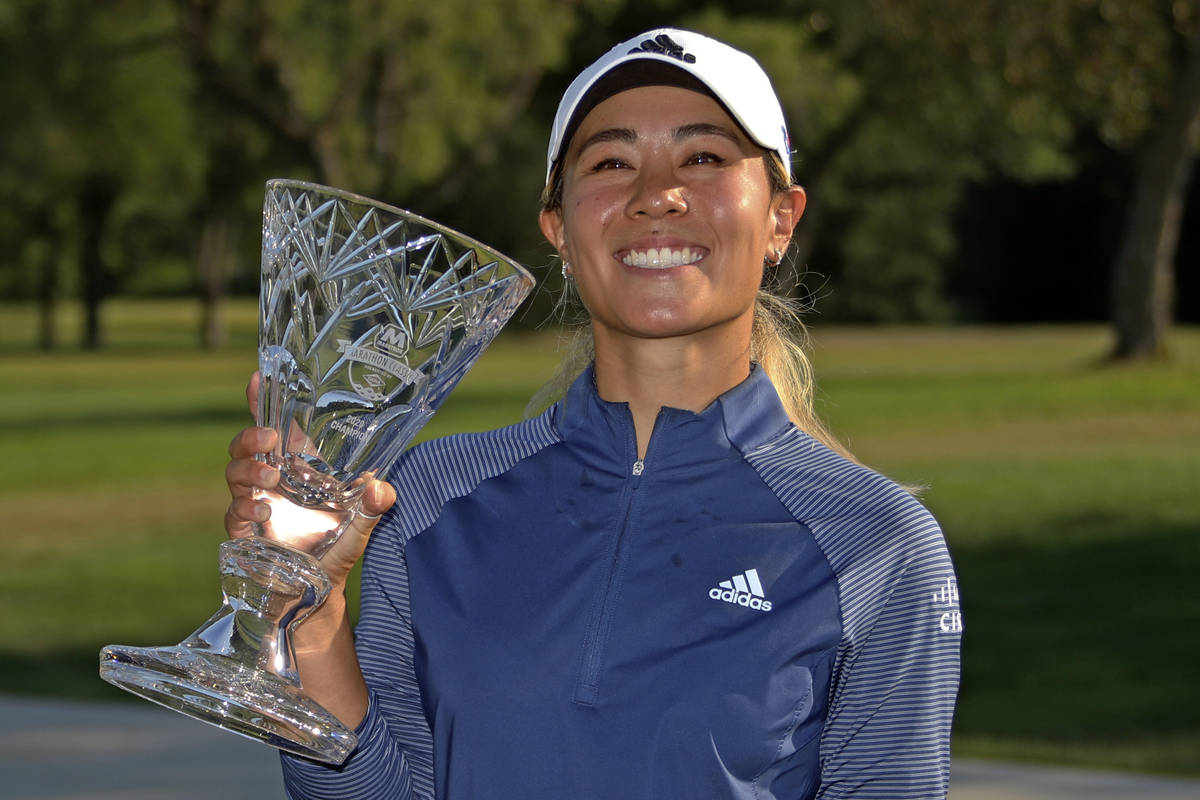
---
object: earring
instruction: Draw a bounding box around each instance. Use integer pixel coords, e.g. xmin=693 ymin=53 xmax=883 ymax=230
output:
xmin=561 ymin=260 xmax=571 ymax=279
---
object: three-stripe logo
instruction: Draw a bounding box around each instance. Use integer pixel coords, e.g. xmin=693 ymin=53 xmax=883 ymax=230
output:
xmin=708 ymin=568 xmax=773 ymax=612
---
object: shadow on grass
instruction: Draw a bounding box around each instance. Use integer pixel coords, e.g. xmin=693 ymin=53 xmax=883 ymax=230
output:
xmin=0 ymin=646 xmax=135 ymax=703
xmin=954 ymin=515 xmax=1199 ymax=746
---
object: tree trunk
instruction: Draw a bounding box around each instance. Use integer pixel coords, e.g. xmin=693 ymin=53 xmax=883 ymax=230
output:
xmin=80 ymin=175 xmax=116 ymax=350
xmin=35 ymin=208 xmax=57 ymax=351
xmin=196 ymin=213 xmax=234 ymax=349
xmin=37 ymin=263 xmax=57 ymax=351
xmin=1111 ymin=32 xmax=1200 ymax=361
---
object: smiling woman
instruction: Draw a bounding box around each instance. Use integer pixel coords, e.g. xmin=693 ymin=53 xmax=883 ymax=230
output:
xmin=226 ymin=27 xmax=964 ymax=800
xmin=540 ymin=83 xmax=806 ymax=456
xmin=535 ymin=65 xmax=849 ymax=466
xmin=543 ymin=85 xmax=798 ymax=398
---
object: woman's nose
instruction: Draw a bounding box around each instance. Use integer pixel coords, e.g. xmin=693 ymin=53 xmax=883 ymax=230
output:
xmin=626 ymin=164 xmax=687 ymax=218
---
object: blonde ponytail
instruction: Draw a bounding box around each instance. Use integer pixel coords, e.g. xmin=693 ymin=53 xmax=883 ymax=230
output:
xmin=750 ymin=290 xmax=858 ymax=463
xmin=524 ymin=320 xmax=593 ymax=418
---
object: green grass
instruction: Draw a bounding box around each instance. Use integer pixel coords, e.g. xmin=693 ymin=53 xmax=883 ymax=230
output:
xmin=809 ymin=326 xmax=1200 ymax=775
xmin=1 ymin=301 xmax=1197 ymax=776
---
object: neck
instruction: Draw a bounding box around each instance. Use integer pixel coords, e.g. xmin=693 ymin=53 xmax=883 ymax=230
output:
xmin=592 ymin=321 xmax=753 ymax=459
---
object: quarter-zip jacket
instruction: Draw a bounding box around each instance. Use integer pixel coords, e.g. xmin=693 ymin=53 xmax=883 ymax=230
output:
xmin=282 ymin=365 xmax=961 ymax=800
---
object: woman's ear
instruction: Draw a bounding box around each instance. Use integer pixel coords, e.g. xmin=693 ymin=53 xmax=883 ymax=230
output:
xmin=769 ymin=186 xmax=807 ymax=258
xmin=539 ymin=208 xmax=568 ymax=262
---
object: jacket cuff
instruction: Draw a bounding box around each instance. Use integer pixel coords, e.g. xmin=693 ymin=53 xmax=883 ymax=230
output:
xmin=280 ymin=690 xmax=412 ymax=798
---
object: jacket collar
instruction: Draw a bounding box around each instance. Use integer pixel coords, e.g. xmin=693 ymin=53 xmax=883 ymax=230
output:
xmin=555 ymin=363 xmax=793 ymax=457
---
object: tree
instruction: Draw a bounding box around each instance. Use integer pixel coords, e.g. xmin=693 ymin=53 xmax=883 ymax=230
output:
xmin=160 ymin=0 xmax=614 ymax=343
xmin=903 ymin=0 xmax=1199 ymax=355
xmin=656 ymin=3 xmax=1080 ymax=321
xmin=0 ymin=0 xmax=203 ymax=349
xmin=1111 ymin=19 xmax=1200 ymax=359
xmin=669 ymin=1 xmax=1198 ymax=339
xmin=6 ymin=1 xmax=1191 ymax=343
xmin=0 ymin=0 xmax=605 ymax=348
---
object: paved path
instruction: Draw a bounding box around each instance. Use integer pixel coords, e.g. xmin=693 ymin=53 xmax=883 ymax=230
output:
xmin=2 ymin=695 xmax=1198 ymax=799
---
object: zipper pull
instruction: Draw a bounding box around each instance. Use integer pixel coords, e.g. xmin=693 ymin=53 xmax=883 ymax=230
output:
xmin=631 ymin=459 xmax=645 ymax=477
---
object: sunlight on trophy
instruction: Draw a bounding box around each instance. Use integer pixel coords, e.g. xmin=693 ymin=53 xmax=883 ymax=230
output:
xmin=100 ymin=179 xmax=535 ymax=763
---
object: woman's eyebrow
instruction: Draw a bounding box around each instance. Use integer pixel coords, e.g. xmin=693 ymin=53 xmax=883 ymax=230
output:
xmin=576 ymin=127 xmax=637 ymax=155
xmin=673 ymin=122 xmax=740 ymax=143
xmin=577 ymin=121 xmax=740 ymax=153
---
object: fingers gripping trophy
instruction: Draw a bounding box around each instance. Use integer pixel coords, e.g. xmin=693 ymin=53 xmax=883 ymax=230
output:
xmin=100 ymin=180 xmax=535 ymax=764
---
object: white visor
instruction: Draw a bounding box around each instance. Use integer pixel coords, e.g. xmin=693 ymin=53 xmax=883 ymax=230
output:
xmin=545 ymin=28 xmax=792 ymax=183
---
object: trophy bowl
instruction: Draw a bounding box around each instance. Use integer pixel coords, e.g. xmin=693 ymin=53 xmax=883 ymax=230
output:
xmin=100 ymin=179 xmax=535 ymax=764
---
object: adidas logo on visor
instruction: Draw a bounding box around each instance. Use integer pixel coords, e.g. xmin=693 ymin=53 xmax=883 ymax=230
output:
xmin=627 ymin=33 xmax=696 ymax=63
xmin=708 ymin=568 xmax=773 ymax=613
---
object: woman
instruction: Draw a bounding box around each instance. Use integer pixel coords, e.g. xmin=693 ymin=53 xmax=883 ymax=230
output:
xmin=226 ymin=28 xmax=961 ymax=800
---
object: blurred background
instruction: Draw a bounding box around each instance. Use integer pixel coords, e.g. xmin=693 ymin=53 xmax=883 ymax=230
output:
xmin=0 ymin=0 xmax=1196 ymax=785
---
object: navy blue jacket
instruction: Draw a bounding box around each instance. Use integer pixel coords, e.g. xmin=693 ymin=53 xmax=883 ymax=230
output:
xmin=282 ymin=365 xmax=961 ymax=799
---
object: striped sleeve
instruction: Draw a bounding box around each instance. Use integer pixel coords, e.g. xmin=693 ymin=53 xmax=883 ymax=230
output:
xmin=748 ymin=430 xmax=962 ymax=800
xmin=279 ymin=533 xmax=427 ymax=799
xmin=280 ymin=411 xmax=561 ymax=799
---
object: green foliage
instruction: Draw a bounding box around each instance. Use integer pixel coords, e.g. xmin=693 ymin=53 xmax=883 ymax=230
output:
xmin=980 ymin=0 xmax=1189 ymax=149
xmin=662 ymin=5 xmax=1056 ymax=320
xmin=0 ymin=0 xmax=204 ymax=307
xmin=175 ymin=0 xmax=593 ymax=199
xmin=671 ymin=1 xmax=1195 ymax=322
xmin=0 ymin=0 xmax=1196 ymax=334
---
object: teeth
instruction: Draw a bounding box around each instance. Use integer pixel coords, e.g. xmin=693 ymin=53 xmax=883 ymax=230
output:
xmin=621 ymin=247 xmax=703 ymax=269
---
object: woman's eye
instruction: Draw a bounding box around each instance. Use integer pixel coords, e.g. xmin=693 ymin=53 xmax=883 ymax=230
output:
xmin=591 ymin=157 xmax=628 ymax=171
xmin=686 ymin=151 xmax=724 ymax=166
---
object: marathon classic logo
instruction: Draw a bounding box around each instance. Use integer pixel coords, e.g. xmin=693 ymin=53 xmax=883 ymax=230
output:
xmin=337 ymin=324 xmax=423 ymax=403
xmin=709 ymin=568 xmax=773 ymax=613
xmin=373 ymin=323 xmax=408 ymax=355
xmin=336 ymin=325 xmax=422 ymax=383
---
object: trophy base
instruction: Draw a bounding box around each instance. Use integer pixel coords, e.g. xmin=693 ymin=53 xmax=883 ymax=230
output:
xmin=100 ymin=643 xmax=356 ymax=764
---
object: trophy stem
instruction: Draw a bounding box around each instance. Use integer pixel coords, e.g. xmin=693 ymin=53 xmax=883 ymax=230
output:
xmin=99 ymin=537 xmax=357 ymax=764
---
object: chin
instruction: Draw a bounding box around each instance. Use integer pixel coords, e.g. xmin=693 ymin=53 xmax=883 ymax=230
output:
xmin=623 ymin=317 xmax=726 ymax=341
xmin=623 ymin=310 xmax=702 ymax=337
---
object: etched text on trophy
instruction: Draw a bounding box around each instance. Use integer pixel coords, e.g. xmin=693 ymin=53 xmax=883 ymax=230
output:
xmin=338 ymin=323 xmax=426 ymax=403
xmin=327 ymin=414 xmax=368 ymax=441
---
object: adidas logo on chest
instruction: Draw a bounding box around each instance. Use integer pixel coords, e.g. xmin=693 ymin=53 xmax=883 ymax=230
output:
xmin=708 ymin=568 xmax=773 ymax=612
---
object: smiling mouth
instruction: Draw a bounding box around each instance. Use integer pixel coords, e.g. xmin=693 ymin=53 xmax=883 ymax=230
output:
xmin=620 ymin=246 xmax=706 ymax=269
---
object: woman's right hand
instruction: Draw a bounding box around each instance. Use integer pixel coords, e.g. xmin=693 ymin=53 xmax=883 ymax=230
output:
xmin=223 ymin=373 xmax=384 ymax=725
xmin=223 ymin=421 xmax=281 ymax=539
xmin=222 ymin=373 xmax=397 ymax=592
xmin=224 ymin=372 xmax=281 ymax=541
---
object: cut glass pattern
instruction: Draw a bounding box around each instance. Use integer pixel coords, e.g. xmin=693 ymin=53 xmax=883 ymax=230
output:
xmin=259 ymin=180 xmax=534 ymax=513
xmin=100 ymin=180 xmax=533 ymax=765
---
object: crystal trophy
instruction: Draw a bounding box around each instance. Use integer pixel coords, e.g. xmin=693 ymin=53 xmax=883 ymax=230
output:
xmin=100 ymin=179 xmax=535 ymax=764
